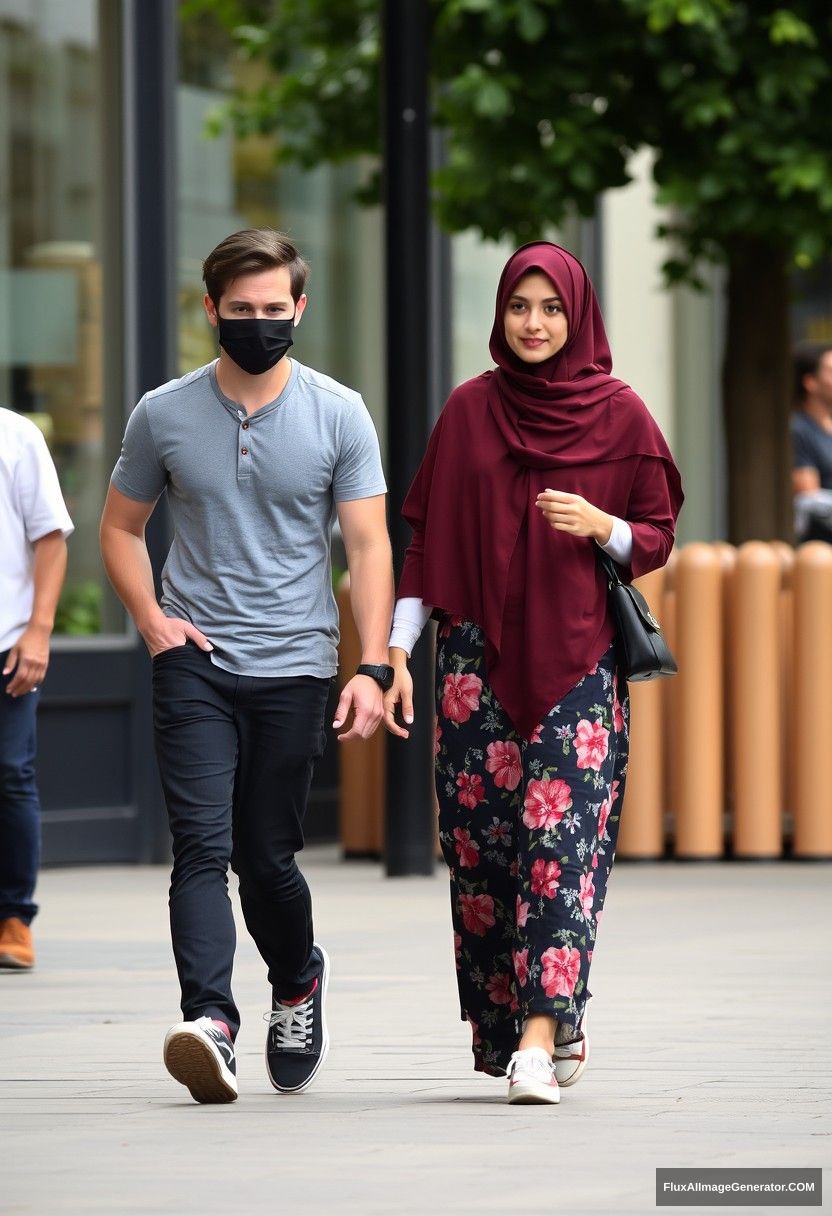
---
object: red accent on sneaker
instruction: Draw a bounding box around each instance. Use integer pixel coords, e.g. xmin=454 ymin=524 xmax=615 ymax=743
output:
xmin=275 ymin=977 xmax=318 ymax=1007
xmin=211 ymin=1019 xmax=232 ymax=1040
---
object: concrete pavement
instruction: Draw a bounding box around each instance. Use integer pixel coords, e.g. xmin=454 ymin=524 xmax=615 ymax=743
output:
xmin=1 ymin=851 xmax=830 ymax=1215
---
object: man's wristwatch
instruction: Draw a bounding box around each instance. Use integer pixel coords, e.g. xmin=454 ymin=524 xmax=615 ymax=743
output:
xmin=356 ymin=663 xmax=395 ymax=692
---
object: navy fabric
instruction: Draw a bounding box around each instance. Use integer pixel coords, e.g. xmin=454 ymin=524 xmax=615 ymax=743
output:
xmin=792 ymin=410 xmax=832 ymax=488
xmin=0 ymin=651 xmax=40 ymax=924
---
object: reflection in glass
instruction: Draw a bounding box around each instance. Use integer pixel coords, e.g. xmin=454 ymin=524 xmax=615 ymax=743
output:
xmin=176 ymin=7 xmax=385 ymax=460
xmin=0 ymin=0 xmax=122 ymax=634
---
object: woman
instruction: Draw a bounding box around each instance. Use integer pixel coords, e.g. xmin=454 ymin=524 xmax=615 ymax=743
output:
xmin=384 ymin=242 xmax=683 ymax=1105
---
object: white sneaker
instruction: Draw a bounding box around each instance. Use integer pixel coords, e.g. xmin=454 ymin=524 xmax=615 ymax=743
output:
xmin=554 ymin=1011 xmax=589 ymax=1088
xmin=163 ymin=1016 xmax=238 ymax=1104
xmin=507 ymin=1047 xmax=560 ymax=1105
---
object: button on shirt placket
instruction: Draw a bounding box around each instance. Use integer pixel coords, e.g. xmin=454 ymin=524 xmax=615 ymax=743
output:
xmin=237 ymin=412 xmax=251 ymax=482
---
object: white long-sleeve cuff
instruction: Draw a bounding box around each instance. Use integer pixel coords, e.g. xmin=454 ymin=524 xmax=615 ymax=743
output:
xmin=389 ymin=597 xmax=433 ymax=656
xmin=598 ymin=515 xmax=633 ymax=566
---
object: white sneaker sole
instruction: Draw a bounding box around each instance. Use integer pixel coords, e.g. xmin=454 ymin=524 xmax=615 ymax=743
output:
xmin=267 ymin=944 xmax=331 ymax=1095
xmin=555 ymin=1011 xmax=589 ymax=1088
xmin=0 ymin=953 xmax=33 ymax=970
xmin=163 ymin=1024 xmax=238 ymax=1104
xmin=508 ymin=1078 xmax=561 ymax=1105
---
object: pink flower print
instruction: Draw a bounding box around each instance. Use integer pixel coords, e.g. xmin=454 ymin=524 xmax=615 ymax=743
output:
xmin=611 ymin=778 xmax=621 ymax=804
xmin=597 ymin=797 xmax=611 ymax=842
xmin=441 ymin=672 xmax=483 ymax=723
xmin=513 ymin=948 xmax=530 ymax=987
xmin=595 ymin=908 xmax=604 ymax=928
xmin=509 ymin=859 xmax=519 ymax=878
xmin=575 ymin=719 xmax=610 ymax=771
xmin=541 ymin=945 xmax=581 ymax=998
xmin=468 ymin=1016 xmax=482 ymax=1048
xmin=612 ymin=677 xmax=626 ymax=733
xmin=516 ymin=895 xmax=530 ymax=928
xmin=579 ymin=872 xmax=595 ymax=917
xmin=456 ymin=771 xmax=486 ymax=810
xmin=530 ymin=857 xmax=562 ymax=899
xmin=486 ymin=971 xmax=514 ymax=1006
xmin=591 ymin=851 xmax=599 ymax=870
xmin=453 ymin=932 xmax=462 ymax=966
xmin=522 ymin=778 xmax=572 ymax=830
xmin=459 ymin=893 xmax=495 ymax=937
xmin=434 ymin=722 xmax=442 ymax=756
xmin=485 ymin=740 xmax=522 ymax=790
xmin=587 ymin=662 xmax=599 ymax=676
xmin=439 ymin=614 xmax=465 ymax=638
xmin=453 ymin=827 xmax=480 ymax=868
xmin=528 ymin=723 xmax=544 ymax=744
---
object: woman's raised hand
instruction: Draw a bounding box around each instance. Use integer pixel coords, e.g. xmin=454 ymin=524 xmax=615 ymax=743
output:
xmin=535 ymin=489 xmax=613 ymax=544
xmin=383 ymin=648 xmax=414 ymax=739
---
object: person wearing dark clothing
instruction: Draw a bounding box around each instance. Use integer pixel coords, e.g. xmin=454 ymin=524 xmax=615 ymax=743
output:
xmin=101 ymin=229 xmax=393 ymax=1104
xmin=791 ymin=341 xmax=832 ymax=543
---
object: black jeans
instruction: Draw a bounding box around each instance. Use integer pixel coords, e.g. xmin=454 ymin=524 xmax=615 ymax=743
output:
xmin=152 ymin=643 xmax=330 ymax=1038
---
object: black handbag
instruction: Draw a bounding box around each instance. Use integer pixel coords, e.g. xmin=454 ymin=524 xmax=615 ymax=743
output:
xmin=597 ymin=550 xmax=677 ymax=681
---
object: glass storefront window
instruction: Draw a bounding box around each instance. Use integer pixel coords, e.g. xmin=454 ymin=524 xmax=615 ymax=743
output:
xmin=0 ymin=0 xmax=123 ymax=635
xmin=177 ymin=8 xmax=385 ymax=458
xmin=793 ymin=263 xmax=832 ymax=344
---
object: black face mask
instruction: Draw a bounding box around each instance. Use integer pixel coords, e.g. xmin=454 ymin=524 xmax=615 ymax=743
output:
xmin=217 ymin=316 xmax=294 ymax=376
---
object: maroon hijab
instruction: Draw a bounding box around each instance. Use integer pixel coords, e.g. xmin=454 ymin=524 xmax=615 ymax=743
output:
xmin=399 ymin=242 xmax=683 ymax=737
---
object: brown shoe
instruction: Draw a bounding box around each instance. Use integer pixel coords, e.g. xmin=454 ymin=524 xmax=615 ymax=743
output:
xmin=0 ymin=918 xmax=35 ymax=969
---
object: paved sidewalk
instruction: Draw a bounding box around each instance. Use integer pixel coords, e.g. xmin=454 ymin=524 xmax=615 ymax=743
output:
xmin=1 ymin=851 xmax=830 ymax=1215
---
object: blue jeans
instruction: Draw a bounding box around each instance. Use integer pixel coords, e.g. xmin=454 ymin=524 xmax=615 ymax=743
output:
xmin=0 ymin=650 xmax=41 ymax=924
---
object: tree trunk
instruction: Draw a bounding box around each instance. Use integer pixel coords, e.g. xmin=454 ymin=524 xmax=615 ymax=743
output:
xmin=722 ymin=242 xmax=793 ymax=543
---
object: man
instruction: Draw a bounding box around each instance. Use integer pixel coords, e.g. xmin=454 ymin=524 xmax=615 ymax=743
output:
xmin=791 ymin=340 xmax=832 ymax=543
xmin=100 ymin=229 xmax=394 ymax=1104
xmin=0 ymin=409 xmax=73 ymax=970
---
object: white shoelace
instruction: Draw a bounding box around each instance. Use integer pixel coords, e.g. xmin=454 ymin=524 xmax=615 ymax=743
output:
xmin=264 ymin=997 xmax=314 ymax=1051
xmin=508 ymin=1048 xmax=556 ymax=1082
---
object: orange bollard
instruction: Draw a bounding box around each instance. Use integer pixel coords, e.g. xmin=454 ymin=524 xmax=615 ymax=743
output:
xmin=792 ymin=543 xmax=832 ymax=857
xmin=769 ymin=542 xmax=795 ymax=840
xmin=728 ymin=543 xmax=782 ymax=857
xmin=715 ymin=545 xmax=737 ymax=819
xmin=662 ymin=553 xmax=678 ymax=832
xmin=673 ymin=544 xmax=725 ymax=858
xmin=336 ymin=575 xmax=385 ymax=856
xmin=618 ymin=565 xmax=668 ymax=859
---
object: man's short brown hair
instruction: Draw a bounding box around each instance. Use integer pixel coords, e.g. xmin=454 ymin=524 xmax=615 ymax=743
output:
xmin=202 ymin=229 xmax=309 ymax=307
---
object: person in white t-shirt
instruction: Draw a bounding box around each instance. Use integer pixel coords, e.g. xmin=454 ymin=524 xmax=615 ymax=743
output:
xmin=0 ymin=407 xmax=73 ymax=970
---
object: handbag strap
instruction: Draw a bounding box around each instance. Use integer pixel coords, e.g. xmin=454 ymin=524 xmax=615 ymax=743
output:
xmin=596 ymin=547 xmax=624 ymax=588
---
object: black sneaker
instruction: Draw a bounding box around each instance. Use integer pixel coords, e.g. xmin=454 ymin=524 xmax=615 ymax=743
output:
xmin=265 ymin=944 xmax=330 ymax=1094
xmin=163 ymin=1016 xmax=238 ymax=1103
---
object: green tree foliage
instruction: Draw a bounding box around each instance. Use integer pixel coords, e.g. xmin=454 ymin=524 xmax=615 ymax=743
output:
xmin=185 ymin=0 xmax=832 ymax=540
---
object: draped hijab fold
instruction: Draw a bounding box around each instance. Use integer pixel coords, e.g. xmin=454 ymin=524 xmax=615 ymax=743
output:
xmin=399 ymin=242 xmax=683 ymax=737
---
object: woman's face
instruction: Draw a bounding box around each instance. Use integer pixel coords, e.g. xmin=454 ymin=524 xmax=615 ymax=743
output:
xmin=503 ymin=271 xmax=568 ymax=365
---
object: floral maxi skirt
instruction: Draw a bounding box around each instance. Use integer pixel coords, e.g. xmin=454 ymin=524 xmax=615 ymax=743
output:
xmin=434 ymin=617 xmax=630 ymax=1076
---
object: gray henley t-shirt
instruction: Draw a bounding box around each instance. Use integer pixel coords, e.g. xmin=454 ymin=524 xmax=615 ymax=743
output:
xmin=111 ymin=359 xmax=387 ymax=677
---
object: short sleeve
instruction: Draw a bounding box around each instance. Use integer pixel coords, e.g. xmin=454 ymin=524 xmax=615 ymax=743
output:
xmin=332 ymin=397 xmax=387 ymax=502
xmin=111 ymin=396 xmax=168 ymax=502
xmin=16 ymin=426 xmax=74 ymax=543
xmin=791 ymin=415 xmax=817 ymax=470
